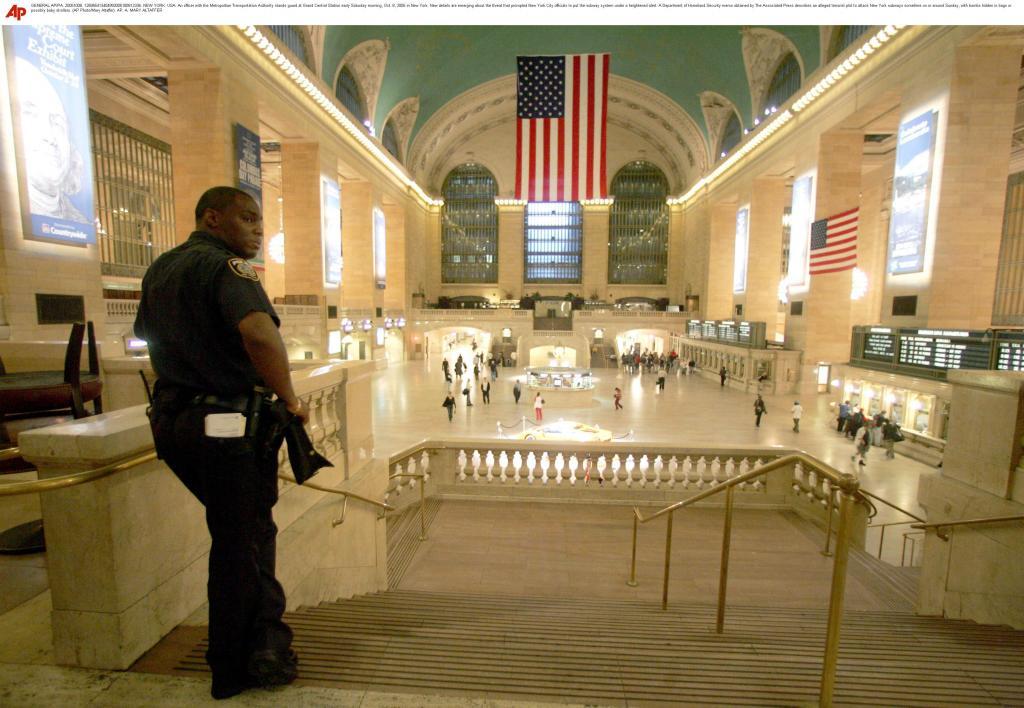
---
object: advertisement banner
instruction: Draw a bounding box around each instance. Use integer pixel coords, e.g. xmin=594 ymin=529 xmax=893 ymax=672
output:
xmin=888 ymin=110 xmax=937 ymax=275
xmin=321 ymin=176 xmax=341 ymax=286
xmin=788 ymin=175 xmax=813 ymax=286
xmin=7 ymin=26 xmax=95 ymax=246
xmin=234 ymin=122 xmax=262 ymax=205
xmin=733 ymin=206 xmax=749 ymax=294
xmin=373 ymin=206 xmax=386 ymax=290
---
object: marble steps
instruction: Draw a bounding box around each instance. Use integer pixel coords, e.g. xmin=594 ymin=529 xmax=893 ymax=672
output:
xmin=386 ymin=497 xmax=442 ymax=589
xmin=175 ymin=589 xmax=1024 ymax=705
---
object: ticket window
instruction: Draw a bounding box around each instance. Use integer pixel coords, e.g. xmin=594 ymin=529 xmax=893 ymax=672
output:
xmin=909 ymin=393 xmax=935 ymax=435
xmin=845 ymin=381 xmax=863 ymax=410
xmin=886 ymin=389 xmax=907 ymax=428
xmin=862 ymin=384 xmax=884 ymax=416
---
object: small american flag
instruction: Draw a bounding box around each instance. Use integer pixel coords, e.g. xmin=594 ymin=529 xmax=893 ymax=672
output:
xmin=515 ymin=54 xmax=609 ymax=202
xmin=809 ymin=207 xmax=859 ymax=275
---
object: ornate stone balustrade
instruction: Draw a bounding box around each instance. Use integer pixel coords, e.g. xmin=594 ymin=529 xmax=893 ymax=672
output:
xmin=104 ymin=298 xmax=139 ymax=323
xmin=409 ymin=308 xmax=532 ymax=321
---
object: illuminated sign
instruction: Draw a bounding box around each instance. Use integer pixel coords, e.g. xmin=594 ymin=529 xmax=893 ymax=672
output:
xmin=373 ymin=206 xmax=386 ymax=290
xmin=733 ymin=207 xmax=749 ymax=294
xmin=321 ymin=176 xmax=341 ymax=286
xmin=888 ymin=110 xmax=937 ymax=275
xmin=7 ymin=26 xmax=95 ymax=246
xmin=234 ymin=123 xmax=263 ymax=265
xmin=685 ymin=319 xmax=767 ymax=349
xmin=788 ymin=175 xmax=813 ymax=286
xmin=996 ymin=332 xmax=1024 ymax=372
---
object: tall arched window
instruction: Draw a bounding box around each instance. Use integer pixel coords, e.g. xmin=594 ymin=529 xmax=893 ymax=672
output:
xmin=442 ymin=164 xmax=498 ymax=283
xmin=335 ymin=66 xmax=366 ymax=123
xmin=827 ymin=26 xmax=871 ymax=62
xmin=267 ymin=26 xmax=310 ymax=68
xmin=762 ymin=53 xmax=801 ymax=114
xmin=718 ymin=112 xmax=743 ymax=157
xmin=608 ymin=161 xmax=669 ymax=285
xmin=381 ymin=119 xmax=400 ymax=161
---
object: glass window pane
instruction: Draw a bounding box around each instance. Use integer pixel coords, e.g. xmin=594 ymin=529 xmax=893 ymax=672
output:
xmin=382 ymin=120 xmax=400 ymax=160
xmin=828 ymin=26 xmax=871 ymax=62
xmin=335 ymin=66 xmax=365 ymax=122
xmin=267 ymin=26 xmax=309 ymax=68
xmin=762 ymin=53 xmax=801 ymax=114
xmin=608 ymin=161 xmax=669 ymax=285
xmin=718 ymin=112 xmax=742 ymax=157
xmin=442 ymin=164 xmax=498 ymax=283
xmin=525 ymin=202 xmax=582 ymax=283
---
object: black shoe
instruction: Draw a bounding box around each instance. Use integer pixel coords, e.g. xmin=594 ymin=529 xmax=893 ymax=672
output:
xmin=858 ymin=461 xmax=866 ymax=467
xmin=211 ymin=671 xmax=254 ymax=700
xmin=248 ymin=648 xmax=298 ymax=688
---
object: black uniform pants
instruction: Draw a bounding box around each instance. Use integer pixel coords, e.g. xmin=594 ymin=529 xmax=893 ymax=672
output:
xmin=150 ymin=394 xmax=293 ymax=681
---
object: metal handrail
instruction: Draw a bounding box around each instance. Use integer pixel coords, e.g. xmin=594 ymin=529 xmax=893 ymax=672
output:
xmin=911 ymin=513 xmax=1024 ymax=535
xmin=0 ymin=446 xmax=25 ymax=462
xmin=0 ymin=447 xmax=393 ymax=519
xmin=387 ymin=471 xmax=429 ymax=541
xmin=278 ymin=473 xmax=393 ymax=527
xmin=626 ymin=450 xmax=863 ymax=708
xmin=859 ymin=488 xmax=926 ymax=523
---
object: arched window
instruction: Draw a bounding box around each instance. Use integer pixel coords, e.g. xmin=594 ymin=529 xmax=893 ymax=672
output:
xmin=827 ymin=26 xmax=871 ymax=62
xmin=441 ymin=164 xmax=498 ymax=283
xmin=267 ymin=26 xmax=310 ymax=68
xmin=335 ymin=66 xmax=366 ymax=123
xmin=762 ymin=53 xmax=801 ymax=115
xmin=608 ymin=161 xmax=669 ymax=285
xmin=525 ymin=202 xmax=583 ymax=283
xmin=718 ymin=112 xmax=743 ymax=158
xmin=381 ymin=119 xmax=400 ymax=161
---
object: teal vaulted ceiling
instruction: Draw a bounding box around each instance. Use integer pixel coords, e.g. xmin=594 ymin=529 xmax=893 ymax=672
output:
xmin=321 ymin=26 xmax=821 ymax=142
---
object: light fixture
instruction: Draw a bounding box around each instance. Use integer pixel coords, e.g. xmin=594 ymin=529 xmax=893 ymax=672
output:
xmin=361 ymin=319 xmax=373 ymax=332
xmin=341 ymin=318 xmax=354 ymax=333
xmin=397 ymin=317 xmax=406 ymax=329
xmin=268 ymin=232 xmax=285 ymax=264
xmin=384 ymin=317 xmax=394 ymax=329
xmin=850 ymin=268 xmax=868 ymax=300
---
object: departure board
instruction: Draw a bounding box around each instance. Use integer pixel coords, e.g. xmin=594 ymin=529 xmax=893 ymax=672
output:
xmin=683 ymin=319 xmax=767 ymax=349
xmin=717 ymin=321 xmax=739 ymax=343
xmin=701 ymin=321 xmax=717 ymax=339
xmin=863 ymin=328 xmax=896 ymax=362
xmin=687 ymin=320 xmax=702 ymax=338
xmin=996 ymin=332 xmax=1024 ymax=372
xmin=896 ymin=329 xmax=990 ymax=371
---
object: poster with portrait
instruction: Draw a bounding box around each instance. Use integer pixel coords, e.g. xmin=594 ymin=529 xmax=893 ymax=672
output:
xmin=321 ymin=176 xmax=342 ymax=286
xmin=6 ymin=26 xmax=96 ymax=246
xmin=888 ymin=110 xmax=937 ymax=275
xmin=234 ymin=123 xmax=263 ymax=265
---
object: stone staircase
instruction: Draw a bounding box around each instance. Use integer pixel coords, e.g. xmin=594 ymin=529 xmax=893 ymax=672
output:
xmin=386 ymin=496 xmax=443 ymax=589
xmin=173 ymin=589 xmax=1024 ymax=705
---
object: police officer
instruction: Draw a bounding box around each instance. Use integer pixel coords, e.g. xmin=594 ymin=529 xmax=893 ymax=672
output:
xmin=134 ymin=186 xmax=309 ymax=700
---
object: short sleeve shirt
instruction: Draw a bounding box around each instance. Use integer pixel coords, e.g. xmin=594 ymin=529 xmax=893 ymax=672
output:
xmin=134 ymin=231 xmax=279 ymax=396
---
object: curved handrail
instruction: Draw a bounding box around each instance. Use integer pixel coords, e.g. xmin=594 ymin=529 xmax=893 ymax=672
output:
xmin=277 ymin=473 xmax=393 ymax=511
xmin=911 ymin=513 xmax=1024 ymax=533
xmin=0 ymin=446 xmax=25 ymax=462
xmin=0 ymin=450 xmax=158 ymax=497
xmin=633 ymin=452 xmax=863 ymax=524
xmin=859 ymin=488 xmax=925 ymax=523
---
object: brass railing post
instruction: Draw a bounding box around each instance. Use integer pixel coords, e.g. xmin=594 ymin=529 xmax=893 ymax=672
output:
xmin=419 ymin=472 xmax=427 ymax=541
xmin=661 ymin=511 xmax=674 ymax=610
xmin=820 ymin=473 xmax=858 ymax=707
xmin=627 ymin=513 xmax=639 ymax=587
xmin=878 ymin=525 xmax=886 ymax=560
xmin=822 ymin=488 xmax=835 ymax=557
xmin=716 ymin=484 xmax=735 ymax=634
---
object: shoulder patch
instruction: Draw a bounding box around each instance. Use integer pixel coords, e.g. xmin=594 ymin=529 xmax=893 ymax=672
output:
xmin=227 ymin=258 xmax=259 ymax=281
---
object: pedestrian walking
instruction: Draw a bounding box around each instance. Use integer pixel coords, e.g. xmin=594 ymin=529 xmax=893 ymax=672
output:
xmin=753 ymin=395 xmax=767 ymax=427
xmin=852 ymin=421 xmax=871 ymax=467
xmin=882 ymin=419 xmax=904 ymax=459
xmin=534 ymin=392 xmax=545 ymax=421
xmin=791 ymin=401 xmax=803 ymax=433
xmin=481 ymin=379 xmax=491 ymax=404
xmin=513 ymin=379 xmax=522 ymax=404
xmin=719 ymin=366 xmax=728 ymax=387
xmin=657 ymin=368 xmax=666 ymax=392
xmin=442 ymin=393 xmax=456 ymax=421
xmin=462 ymin=383 xmax=473 ymax=407
xmin=614 ymin=386 xmax=623 ymax=410
xmin=837 ymin=400 xmax=850 ymax=433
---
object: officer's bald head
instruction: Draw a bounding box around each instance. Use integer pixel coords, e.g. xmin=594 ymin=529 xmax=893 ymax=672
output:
xmin=194 ymin=187 xmax=255 ymax=225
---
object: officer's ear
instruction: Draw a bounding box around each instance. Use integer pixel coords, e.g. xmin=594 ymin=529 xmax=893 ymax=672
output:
xmin=198 ymin=207 xmax=221 ymax=230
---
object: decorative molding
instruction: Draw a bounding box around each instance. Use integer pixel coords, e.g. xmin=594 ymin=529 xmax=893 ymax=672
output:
xmin=741 ymin=27 xmax=803 ymax=119
xmin=699 ymin=91 xmax=742 ymax=157
xmin=409 ymin=74 xmax=707 ymax=195
xmin=383 ymin=96 xmax=420 ymax=163
xmin=306 ymin=26 xmax=325 ymax=78
xmin=334 ymin=39 xmax=389 ymax=125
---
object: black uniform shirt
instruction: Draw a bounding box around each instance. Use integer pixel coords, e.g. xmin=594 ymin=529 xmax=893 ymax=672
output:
xmin=134 ymin=230 xmax=279 ymax=396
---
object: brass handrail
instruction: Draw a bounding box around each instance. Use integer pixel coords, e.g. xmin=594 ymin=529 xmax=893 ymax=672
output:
xmin=859 ymin=488 xmax=925 ymax=523
xmin=278 ymin=473 xmax=393 ymax=527
xmin=0 ymin=446 xmax=25 ymax=462
xmin=388 ymin=472 xmax=428 ymax=541
xmin=911 ymin=513 xmax=1024 ymax=534
xmin=627 ymin=450 xmax=863 ymax=708
xmin=0 ymin=450 xmax=158 ymax=497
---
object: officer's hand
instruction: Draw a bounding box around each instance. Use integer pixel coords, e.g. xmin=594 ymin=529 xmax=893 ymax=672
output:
xmin=287 ymin=398 xmax=310 ymax=424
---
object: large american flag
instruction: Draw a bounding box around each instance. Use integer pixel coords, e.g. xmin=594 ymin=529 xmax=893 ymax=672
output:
xmin=515 ymin=54 xmax=609 ymax=202
xmin=809 ymin=207 xmax=859 ymax=275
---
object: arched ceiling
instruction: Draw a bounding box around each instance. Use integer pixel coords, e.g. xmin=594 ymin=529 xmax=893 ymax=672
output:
xmin=321 ymin=26 xmax=821 ymax=143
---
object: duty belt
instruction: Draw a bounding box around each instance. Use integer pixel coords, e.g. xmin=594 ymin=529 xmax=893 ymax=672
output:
xmin=192 ymin=393 xmax=252 ymax=413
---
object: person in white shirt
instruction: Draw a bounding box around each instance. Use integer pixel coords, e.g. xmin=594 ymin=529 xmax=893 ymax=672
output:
xmin=852 ymin=422 xmax=871 ymax=467
xmin=790 ymin=401 xmax=804 ymax=433
xmin=533 ymin=392 xmax=544 ymax=421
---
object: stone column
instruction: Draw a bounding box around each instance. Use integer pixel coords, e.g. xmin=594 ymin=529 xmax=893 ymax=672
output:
xmin=340 ymin=180 xmax=374 ymax=310
xmin=382 ymin=203 xmax=406 ymax=310
xmin=800 ymin=130 xmax=862 ymax=392
xmin=744 ymin=177 xmax=786 ymax=326
xmin=667 ymin=203 xmax=686 ymax=305
xmin=582 ymin=203 xmax=611 ymax=301
xmin=927 ymin=45 xmax=1021 ymax=328
xmin=168 ymin=67 xmax=258 ymax=243
xmin=706 ymin=201 xmax=737 ymax=320
xmin=498 ymin=203 xmax=525 ymax=299
xmin=281 ymin=141 xmax=326 ymax=304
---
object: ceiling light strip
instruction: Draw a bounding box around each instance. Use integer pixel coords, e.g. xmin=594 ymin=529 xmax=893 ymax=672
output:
xmin=668 ymin=25 xmax=905 ymax=208
xmin=237 ymin=25 xmax=443 ymax=208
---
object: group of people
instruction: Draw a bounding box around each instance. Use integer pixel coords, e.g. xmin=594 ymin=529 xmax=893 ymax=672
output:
xmin=441 ymin=351 xmax=507 ymax=419
xmin=837 ymin=400 xmax=904 ymax=465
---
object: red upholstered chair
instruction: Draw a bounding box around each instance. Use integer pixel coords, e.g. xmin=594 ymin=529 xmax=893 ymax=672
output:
xmin=0 ymin=321 xmax=103 ymax=422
